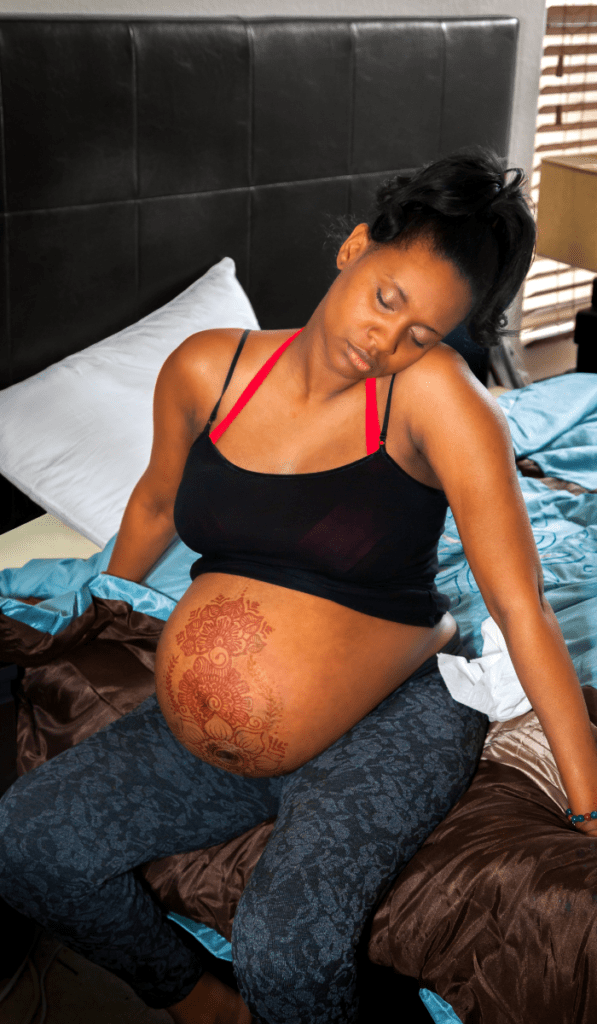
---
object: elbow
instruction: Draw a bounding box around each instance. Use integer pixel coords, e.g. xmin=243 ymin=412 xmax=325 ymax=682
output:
xmin=539 ymin=588 xmax=552 ymax=616
xmin=484 ymin=575 xmax=549 ymax=632
xmin=131 ymin=479 xmax=176 ymax=524
xmin=487 ymin=590 xmax=552 ymax=635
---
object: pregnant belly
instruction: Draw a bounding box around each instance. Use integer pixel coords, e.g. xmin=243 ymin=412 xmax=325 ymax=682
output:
xmin=155 ymin=573 xmax=455 ymax=777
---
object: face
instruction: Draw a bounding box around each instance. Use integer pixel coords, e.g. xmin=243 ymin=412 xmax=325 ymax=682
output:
xmin=324 ymin=224 xmax=473 ymax=378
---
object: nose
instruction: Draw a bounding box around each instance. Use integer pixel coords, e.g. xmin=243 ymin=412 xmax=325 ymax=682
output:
xmin=366 ymin=320 xmax=399 ymax=356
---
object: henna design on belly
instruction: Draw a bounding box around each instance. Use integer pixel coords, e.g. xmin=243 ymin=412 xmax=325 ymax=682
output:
xmin=162 ymin=592 xmax=288 ymax=774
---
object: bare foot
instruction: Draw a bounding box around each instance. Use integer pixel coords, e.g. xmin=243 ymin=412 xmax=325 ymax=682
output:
xmin=167 ymin=970 xmax=253 ymax=1024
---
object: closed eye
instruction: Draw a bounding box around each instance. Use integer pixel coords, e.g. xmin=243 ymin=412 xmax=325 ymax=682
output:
xmin=376 ymin=287 xmax=393 ymax=311
xmin=377 ymin=287 xmax=428 ymax=349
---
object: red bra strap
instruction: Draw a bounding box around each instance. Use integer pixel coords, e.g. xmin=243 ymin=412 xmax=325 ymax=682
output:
xmin=210 ymin=328 xmax=303 ymax=443
xmin=365 ymin=377 xmax=380 ymax=454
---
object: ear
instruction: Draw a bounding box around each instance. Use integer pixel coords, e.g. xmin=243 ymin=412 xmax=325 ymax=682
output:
xmin=336 ymin=222 xmax=371 ymax=271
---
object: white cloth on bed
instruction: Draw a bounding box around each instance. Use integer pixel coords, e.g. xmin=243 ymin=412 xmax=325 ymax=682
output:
xmin=437 ymin=617 xmax=532 ymax=722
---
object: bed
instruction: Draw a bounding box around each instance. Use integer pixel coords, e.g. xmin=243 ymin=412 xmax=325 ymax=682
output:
xmin=1 ymin=15 xmax=597 ymax=1024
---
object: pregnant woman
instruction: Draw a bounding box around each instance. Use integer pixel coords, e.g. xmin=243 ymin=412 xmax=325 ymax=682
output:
xmin=2 ymin=147 xmax=596 ymax=1024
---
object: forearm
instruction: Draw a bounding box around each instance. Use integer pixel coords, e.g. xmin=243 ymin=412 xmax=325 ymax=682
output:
xmin=104 ymin=488 xmax=178 ymax=584
xmin=497 ymin=600 xmax=597 ymax=816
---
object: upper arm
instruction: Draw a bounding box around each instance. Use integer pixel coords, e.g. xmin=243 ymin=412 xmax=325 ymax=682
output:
xmin=134 ymin=329 xmax=230 ymax=517
xmin=410 ymin=349 xmax=545 ymax=620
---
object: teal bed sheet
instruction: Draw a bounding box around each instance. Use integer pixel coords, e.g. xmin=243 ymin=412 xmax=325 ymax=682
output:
xmin=2 ymin=373 xmax=597 ymax=1024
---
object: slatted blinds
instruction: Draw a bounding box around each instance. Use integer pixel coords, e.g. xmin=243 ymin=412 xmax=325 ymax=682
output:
xmin=522 ymin=2 xmax=597 ymax=351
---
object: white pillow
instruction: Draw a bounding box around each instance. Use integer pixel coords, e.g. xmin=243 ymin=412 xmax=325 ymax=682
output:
xmin=0 ymin=257 xmax=260 ymax=547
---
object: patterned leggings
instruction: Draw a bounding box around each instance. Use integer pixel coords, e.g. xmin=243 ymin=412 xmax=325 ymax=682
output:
xmin=0 ymin=631 xmax=486 ymax=1022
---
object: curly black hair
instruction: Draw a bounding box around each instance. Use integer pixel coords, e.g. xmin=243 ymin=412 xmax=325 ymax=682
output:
xmin=366 ymin=145 xmax=536 ymax=348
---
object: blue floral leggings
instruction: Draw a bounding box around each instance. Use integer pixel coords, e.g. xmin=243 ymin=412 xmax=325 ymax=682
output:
xmin=0 ymin=631 xmax=486 ymax=1022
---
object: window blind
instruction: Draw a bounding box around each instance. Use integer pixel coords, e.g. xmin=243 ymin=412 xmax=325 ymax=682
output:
xmin=521 ymin=2 xmax=597 ymax=346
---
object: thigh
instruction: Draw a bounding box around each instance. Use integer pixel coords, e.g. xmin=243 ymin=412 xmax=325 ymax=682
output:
xmin=1 ymin=694 xmax=282 ymax=886
xmin=232 ymin=666 xmax=486 ymax=1022
xmin=263 ymin=666 xmax=487 ymax=893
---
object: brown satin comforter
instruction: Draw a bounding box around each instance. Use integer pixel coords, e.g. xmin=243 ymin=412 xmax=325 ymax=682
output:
xmin=3 ymin=595 xmax=597 ymax=1024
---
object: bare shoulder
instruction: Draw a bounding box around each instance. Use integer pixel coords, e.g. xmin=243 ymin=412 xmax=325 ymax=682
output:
xmin=169 ymin=327 xmax=248 ymax=384
xmin=403 ymin=341 xmax=512 ymax=454
xmin=159 ymin=328 xmax=252 ymax=428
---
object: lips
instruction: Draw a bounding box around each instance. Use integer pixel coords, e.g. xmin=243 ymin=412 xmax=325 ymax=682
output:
xmin=347 ymin=341 xmax=373 ymax=372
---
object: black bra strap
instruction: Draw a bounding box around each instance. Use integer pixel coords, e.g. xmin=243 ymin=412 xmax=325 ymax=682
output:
xmin=379 ymin=374 xmax=396 ymax=445
xmin=205 ymin=329 xmax=251 ymax=430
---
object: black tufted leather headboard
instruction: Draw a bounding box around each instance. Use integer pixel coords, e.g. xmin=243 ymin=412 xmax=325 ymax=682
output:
xmin=0 ymin=16 xmax=518 ymax=528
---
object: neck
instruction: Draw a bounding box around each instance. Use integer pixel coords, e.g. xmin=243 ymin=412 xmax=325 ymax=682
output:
xmin=284 ymin=306 xmax=363 ymax=404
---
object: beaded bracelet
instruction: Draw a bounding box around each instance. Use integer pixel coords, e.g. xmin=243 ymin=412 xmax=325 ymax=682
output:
xmin=565 ymin=808 xmax=597 ymax=825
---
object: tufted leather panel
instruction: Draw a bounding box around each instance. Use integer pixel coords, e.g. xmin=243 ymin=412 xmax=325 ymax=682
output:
xmin=352 ymin=22 xmax=446 ymax=173
xmin=136 ymin=21 xmax=251 ymax=198
xmin=0 ymin=16 xmax=515 ymax=529
xmin=1 ymin=21 xmax=134 ymax=210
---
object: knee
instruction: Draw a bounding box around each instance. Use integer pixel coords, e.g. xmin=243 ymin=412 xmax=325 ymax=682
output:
xmin=232 ymin=886 xmax=354 ymax=1022
xmin=0 ymin=772 xmax=85 ymax=917
xmin=0 ymin=774 xmax=35 ymax=870
xmin=0 ymin=777 xmax=43 ymax=913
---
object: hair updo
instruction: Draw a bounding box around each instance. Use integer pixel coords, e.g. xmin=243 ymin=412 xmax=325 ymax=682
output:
xmin=367 ymin=146 xmax=536 ymax=348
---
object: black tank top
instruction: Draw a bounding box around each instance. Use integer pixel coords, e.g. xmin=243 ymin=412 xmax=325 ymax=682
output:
xmin=173 ymin=329 xmax=450 ymax=627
